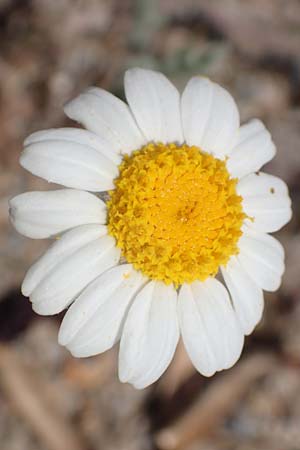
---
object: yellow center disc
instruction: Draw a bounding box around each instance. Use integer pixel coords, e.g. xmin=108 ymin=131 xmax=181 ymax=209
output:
xmin=107 ymin=143 xmax=245 ymax=286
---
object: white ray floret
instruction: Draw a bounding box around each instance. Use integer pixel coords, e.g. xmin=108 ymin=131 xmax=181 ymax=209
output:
xmin=31 ymin=235 xmax=120 ymax=315
xmin=10 ymin=189 xmax=107 ymax=239
xmin=59 ymin=264 xmax=146 ymax=357
xmin=24 ymin=128 xmax=121 ymax=164
xmin=236 ymin=229 xmax=285 ymax=292
xmin=237 ymin=172 xmax=292 ymax=232
xmin=178 ymin=278 xmax=244 ymax=376
xmin=22 ymin=224 xmax=108 ymax=297
xmin=221 ymin=257 xmax=264 ymax=336
xmin=64 ymin=87 xmax=146 ymax=154
xmin=181 ymin=76 xmax=240 ymax=158
xmin=119 ymin=281 xmax=179 ymax=389
xmin=21 ymin=139 xmax=119 ymax=192
xmin=226 ymin=119 xmax=276 ymax=178
xmin=124 ymin=68 xmax=183 ymax=144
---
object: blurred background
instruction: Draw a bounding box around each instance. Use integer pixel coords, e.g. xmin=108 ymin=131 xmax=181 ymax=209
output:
xmin=1 ymin=0 xmax=300 ymax=449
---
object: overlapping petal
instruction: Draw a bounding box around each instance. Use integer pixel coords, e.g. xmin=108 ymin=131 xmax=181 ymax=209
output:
xmin=59 ymin=264 xmax=145 ymax=357
xmin=22 ymin=224 xmax=107 ymax=297
xmin=119 ymin=281 xmax=179 ymax=389
xmin=64 ymin=87 xmax=145 ymax=154
xmin=24 ymin=128 xmax=121 ymax=164
xmin=227 ymin=119 xmax=276 ymax=179
xmin=21 ymin=137 xmax=119 ymax=192
xmin=237 ymin=228 xmax=285 ymax=292
xmin=30 ymin=234 xmax=120 ymax=315
xmin=221 ymin=256 xmax=264 ymax=335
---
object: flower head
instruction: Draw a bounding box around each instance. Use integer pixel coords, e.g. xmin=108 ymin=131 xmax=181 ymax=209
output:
xmin=10 ymin=68 xmax=292 ymax=389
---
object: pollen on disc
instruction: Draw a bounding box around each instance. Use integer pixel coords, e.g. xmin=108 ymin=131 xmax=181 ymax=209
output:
xmin=107 ymin=142 xmax=245 ymax=286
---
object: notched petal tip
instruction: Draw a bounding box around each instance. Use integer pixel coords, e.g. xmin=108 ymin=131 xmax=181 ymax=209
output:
xmin=124 ymin=67 xmax=183 ymax=145
xmin=181 ymin=75 xmax=239 ymax=157
xmin=179 ymin=278 xmax=244 ymax=377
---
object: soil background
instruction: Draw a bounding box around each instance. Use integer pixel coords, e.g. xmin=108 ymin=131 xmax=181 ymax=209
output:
xmin=1 ymin=1 xmax=300 ymax=449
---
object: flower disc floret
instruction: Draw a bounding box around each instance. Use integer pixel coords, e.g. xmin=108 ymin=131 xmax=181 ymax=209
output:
xmin=108 ymin=143 xmax=245 ymax=285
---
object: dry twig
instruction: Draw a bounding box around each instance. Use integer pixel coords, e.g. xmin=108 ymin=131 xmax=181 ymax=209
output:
xmin=155 ymin=352 xmax=277 ymax=450
xmin=0 ymin=343 xmax=85 ymax=450
xmin=63 ymin=350 xmax=116 ymax=389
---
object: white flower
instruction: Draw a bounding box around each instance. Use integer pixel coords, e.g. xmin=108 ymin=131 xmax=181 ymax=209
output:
xmin=9 ymin=68 xmax=292 ymax=389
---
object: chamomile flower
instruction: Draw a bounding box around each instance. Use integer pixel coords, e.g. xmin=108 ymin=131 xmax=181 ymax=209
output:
xmin=9 ymin=68 xmax=292 ymax=389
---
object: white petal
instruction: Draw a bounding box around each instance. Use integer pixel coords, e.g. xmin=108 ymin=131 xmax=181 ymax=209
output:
xmin=64 ymin=88 xmax=145 ymax=154
xmin=124 ymin=68 xmax=183 ymax=144
xmin=21 ymin=139 xmax=119 ymax=192
xmin=181 ymin=76 xmax=239 ymax=158
xmin=178 ymin=284 xmax=216 ymax=377
xmin=119 ymin=281 xmax=179 ymax=389
xmin=221 ymin=256 xmax=264 ymax=335
xmin=24 ymin=128 xmax=121 ymax=165
xmin=227 ymin=119 xmax=276 ymax=179
xmin=22 ymin=224 xmax=107 ymax=297
xmin=237 ymin=228 xmax=285 ymax=292
xmin=59 ymin=264 xmax=145 ymax=357
xmin=237 ymin=172 xmax=292 ymax=232
xmin=178 ymin=278 xmax=244 ymax=377
xmin=9 ymin=189 xmax=106 ymax=239
xmin=31 ymin=235 xmax=120 ymax=315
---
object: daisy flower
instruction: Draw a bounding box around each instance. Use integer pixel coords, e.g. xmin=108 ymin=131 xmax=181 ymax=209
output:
xmin=9 ymin=68 xmax=292 ymax=389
